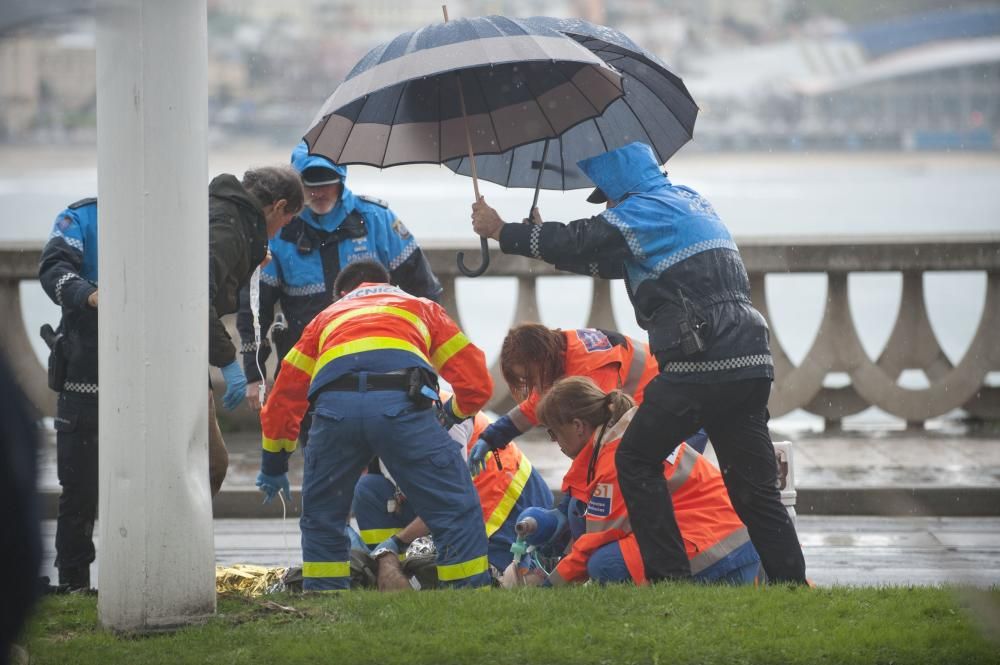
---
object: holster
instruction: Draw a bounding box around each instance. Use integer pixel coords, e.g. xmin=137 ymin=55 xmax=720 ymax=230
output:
xmin=406 ymin=366 xmax=439 ymax=409
xmin=40 ymin=323 xmax=68 ymax=391
xmin=677 ymin=290 xmax=707 ymax=356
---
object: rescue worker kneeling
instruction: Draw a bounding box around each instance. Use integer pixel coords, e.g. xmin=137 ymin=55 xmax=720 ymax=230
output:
xmin=256 ymin=260 xmax=493 ymax=590
xmin=353 ymin=400 xmax=553 ymax=588
xmin=512 ymin=376 xmax=760 ymax=587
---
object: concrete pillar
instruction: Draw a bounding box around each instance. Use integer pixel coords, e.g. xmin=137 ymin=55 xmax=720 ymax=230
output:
xmin=96 ymin=0 xmax=214 ymax=631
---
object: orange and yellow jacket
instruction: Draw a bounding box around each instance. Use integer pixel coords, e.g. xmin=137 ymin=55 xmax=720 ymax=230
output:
xmin=260 ymin=282 xmax=492 ymax=468
xmin=549 ymin=407 xmax=750 ymax=586
xmin=482 ymin=328 xmax=658 ymax=453
xmin=462 ymin=411 xmax=538 ymax=537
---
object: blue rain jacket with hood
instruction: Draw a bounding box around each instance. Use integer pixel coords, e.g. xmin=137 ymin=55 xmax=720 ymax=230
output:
xmin=498 ymin=141 xmax=772 ymax=383
xmin=237 ymin=142 xmax=442 ymax=382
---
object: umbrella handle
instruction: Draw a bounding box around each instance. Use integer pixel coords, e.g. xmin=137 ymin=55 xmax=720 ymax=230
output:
xmin=457 ymin=237 xmax=490 ymax=277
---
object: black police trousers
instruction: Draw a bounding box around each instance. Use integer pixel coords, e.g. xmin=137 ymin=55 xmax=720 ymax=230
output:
xmin=53 ymin=392 xmax=98 ymax=582
xmin=615 ymin=375 xmax=807 ymax=584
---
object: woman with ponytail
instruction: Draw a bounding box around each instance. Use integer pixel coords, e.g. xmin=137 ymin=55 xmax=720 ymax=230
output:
xmin=522 ymin=376 xmax=760 ymax=586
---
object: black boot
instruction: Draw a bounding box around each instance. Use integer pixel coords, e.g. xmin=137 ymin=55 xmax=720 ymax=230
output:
xmin=58 ymin=565 xmax=91 ymax=592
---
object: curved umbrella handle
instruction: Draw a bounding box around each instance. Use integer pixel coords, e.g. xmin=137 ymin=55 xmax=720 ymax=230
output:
xmin=457 ymin=237 xmax=490 ymax=277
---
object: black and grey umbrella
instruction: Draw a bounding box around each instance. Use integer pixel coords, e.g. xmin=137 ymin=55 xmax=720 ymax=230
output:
xmin=302 ymin=13 xmax=624 ymax=276
xmin=444 ymin=17 xmax=698 ymax=197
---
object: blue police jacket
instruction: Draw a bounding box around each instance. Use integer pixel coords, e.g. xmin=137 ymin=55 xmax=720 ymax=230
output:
xmin=498 ymin=142 xmax=773 ymax=383
xmin=38 ymin=198 xmax=99 ymax=393
xmin=237 ymin=144 xmax=443 ymax=382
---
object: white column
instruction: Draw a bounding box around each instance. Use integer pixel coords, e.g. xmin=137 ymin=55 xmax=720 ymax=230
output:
xmin=96 ymin=0 xmax=214 ymax=631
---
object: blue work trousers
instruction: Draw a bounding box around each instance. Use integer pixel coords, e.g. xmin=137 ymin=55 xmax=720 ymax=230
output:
xmin=354 ymin=465 xmax=553 ymax=572
xmin=301 ymin=385 xmax=490 ymax=590
xmin=587 ymin=538 xmax=761 ymax=585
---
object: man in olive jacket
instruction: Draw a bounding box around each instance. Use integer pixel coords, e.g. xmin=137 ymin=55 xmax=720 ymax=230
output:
xmin=207 ymin=167 xmax=303 ymax=495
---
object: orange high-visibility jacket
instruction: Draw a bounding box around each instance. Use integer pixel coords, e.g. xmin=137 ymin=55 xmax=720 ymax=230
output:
xmin=508 ymin=328 xmax=658 ymax=432
xmin=549 ymin=407 xmax=750 ymax=586
xmin=261 ymin=282 xmax=492 ymax=454
xmin=463 ymin=412 xmax=535 ymax=537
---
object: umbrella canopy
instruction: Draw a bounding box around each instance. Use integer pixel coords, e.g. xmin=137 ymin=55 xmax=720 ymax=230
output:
xmin=303 ymin=15 xmax=624 ymax=167
xmin=444 ymin=17 xmax=699 ymax=190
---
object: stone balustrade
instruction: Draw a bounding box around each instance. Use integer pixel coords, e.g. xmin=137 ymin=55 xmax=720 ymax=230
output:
xmin=4 ymin=235 xmax=998 ymax=428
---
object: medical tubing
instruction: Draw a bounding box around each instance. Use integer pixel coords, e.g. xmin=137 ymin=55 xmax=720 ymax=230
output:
xmin=250 ymin=266 xmax=266 ymax=402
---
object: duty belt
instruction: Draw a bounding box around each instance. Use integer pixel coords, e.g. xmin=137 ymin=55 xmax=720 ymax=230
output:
xmin=324 ymin=370 xmax=409 ymax=392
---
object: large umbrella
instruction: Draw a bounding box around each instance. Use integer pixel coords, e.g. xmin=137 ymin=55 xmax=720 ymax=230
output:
xmin=302 ymin=14 xmax=624 ymax=276
xmin=444 ymin=17 xmax=698 ymax=200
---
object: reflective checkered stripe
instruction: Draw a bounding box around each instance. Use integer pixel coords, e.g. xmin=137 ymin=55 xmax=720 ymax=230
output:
xmin=436 ymin=554 xmax=489 ymax=583
xmin=283 ymin=282 xmax=326 ymax=297
xmin=662 ymin=354 xmax=773 ymax=374
xmin=528 ymin=225 xmax=542 ymax=259
xmin=601 ymin=209 xmax=645 ymax=260
xmin=388 ymin=241 xmax=417 ymax=270
xmin=64 ymin=382 xmax=98 ymax=394
xmin=302 ymin=560 xmax=351 ymax=587
xmin=689 ymin=526 xmax=751 ymax=575
xmin=54 ymin=273 xmax=75 ymax=306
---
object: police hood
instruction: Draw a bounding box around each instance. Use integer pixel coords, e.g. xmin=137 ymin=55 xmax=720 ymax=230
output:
xmin=291 ymin=140 xmax=356 ymax=231
xmin=577 ymin=142 xmax=663 ymax=203
xmin=291 ymin=140 xmax=348 ymax=188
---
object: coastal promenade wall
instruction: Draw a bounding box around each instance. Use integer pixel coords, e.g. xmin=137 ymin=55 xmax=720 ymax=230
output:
xmin=3 ymin=235 xmax=998 ymax=429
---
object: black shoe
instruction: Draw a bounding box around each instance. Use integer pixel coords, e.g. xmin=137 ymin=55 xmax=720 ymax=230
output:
xmin=58 ymin=566 xmax=91 ymax=592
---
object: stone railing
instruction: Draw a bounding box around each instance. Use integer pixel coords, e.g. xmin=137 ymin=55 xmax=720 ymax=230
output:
xmin=4 ymin=235 xmax=999 ymax=428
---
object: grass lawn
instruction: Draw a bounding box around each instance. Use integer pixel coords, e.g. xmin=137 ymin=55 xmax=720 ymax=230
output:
xmin=18 ymin=585 xmax=1000 ymax=665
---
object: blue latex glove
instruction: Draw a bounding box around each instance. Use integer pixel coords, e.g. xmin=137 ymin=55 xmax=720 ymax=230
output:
xmin=220 ymin=360 xmax=247 ymax=411
xmin=468 ymin=438 xmax=492 ymax=477
xmin=256 ymin=471 xmax=291 ymax=504
xmin=371 ymin=535 xmax=402 ymax=560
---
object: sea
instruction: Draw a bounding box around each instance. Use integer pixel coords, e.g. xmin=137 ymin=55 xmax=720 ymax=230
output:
xmin=2 ymin=144 xmax=999 ymax=431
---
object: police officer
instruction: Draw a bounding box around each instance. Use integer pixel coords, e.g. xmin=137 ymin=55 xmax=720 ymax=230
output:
xmin=39 ymin=197 xmax=99 ymax=591
xmin=256 ymin=260 xmax=492 ymax=590
xmin=237 ymin=141 xmax=443 ymax=412
xmin=470 ymin=141 xmax=807 ymax=584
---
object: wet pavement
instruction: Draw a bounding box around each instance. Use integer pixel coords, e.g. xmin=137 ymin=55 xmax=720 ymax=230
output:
xmin=38 ymin=516 xmax=1000 ymax=588
xmin=38 ymin=427 xmax=1000 ymax=491
xmin=36 ymin=427 xmax=1000 ymax=517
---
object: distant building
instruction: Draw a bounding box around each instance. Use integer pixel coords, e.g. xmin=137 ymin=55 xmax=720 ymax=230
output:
xmin=688 ymin=7 xmax=1000 ymax=151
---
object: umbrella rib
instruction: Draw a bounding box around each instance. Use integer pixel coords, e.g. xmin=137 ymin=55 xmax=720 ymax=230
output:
xmin=380 ymin=81 xmax=408 ymax=167
xmin=562 ymin=64 xmax=603 ymax=119
xmin=437 ymin=75 xmax=443 ymax=165
xmin=505 ymin=141 xmax=516 ymax=187
xmin=559 ymin=133 xmax=566 ymax=191
xmin=628 ymin=72 xmax=694 ymax=152
xmin=520 ymin=67 xmax=558 ymax=138
xmin=470 ymin=67 xmax=504 ymax=153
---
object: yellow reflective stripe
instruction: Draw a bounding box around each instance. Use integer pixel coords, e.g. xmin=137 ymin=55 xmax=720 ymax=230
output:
xmin=436 ymin=554 xmax=489 ymax=582
xmin=302 ymin=561 xmax=351 ymax=579
xmin=315 ymin=337 xmax=430 ymax=375
xmin=319 ymin=306 xmax=431 ymax=351
xmin=430 ymin=331 xmax=470 ymax=370
xmin=263 ymin=436 xmax=297 ymax=453
xmin=484 ymin=456 xmax=532 ymax=537
xmin=283 ymin=348 xmax=316 ymax=376
xmin=359 ymin=527 xmax=399 ymax=546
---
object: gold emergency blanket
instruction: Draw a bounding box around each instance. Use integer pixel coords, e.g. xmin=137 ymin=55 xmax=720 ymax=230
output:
xmin=215 ymin=564 xmax=287 ymax=597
